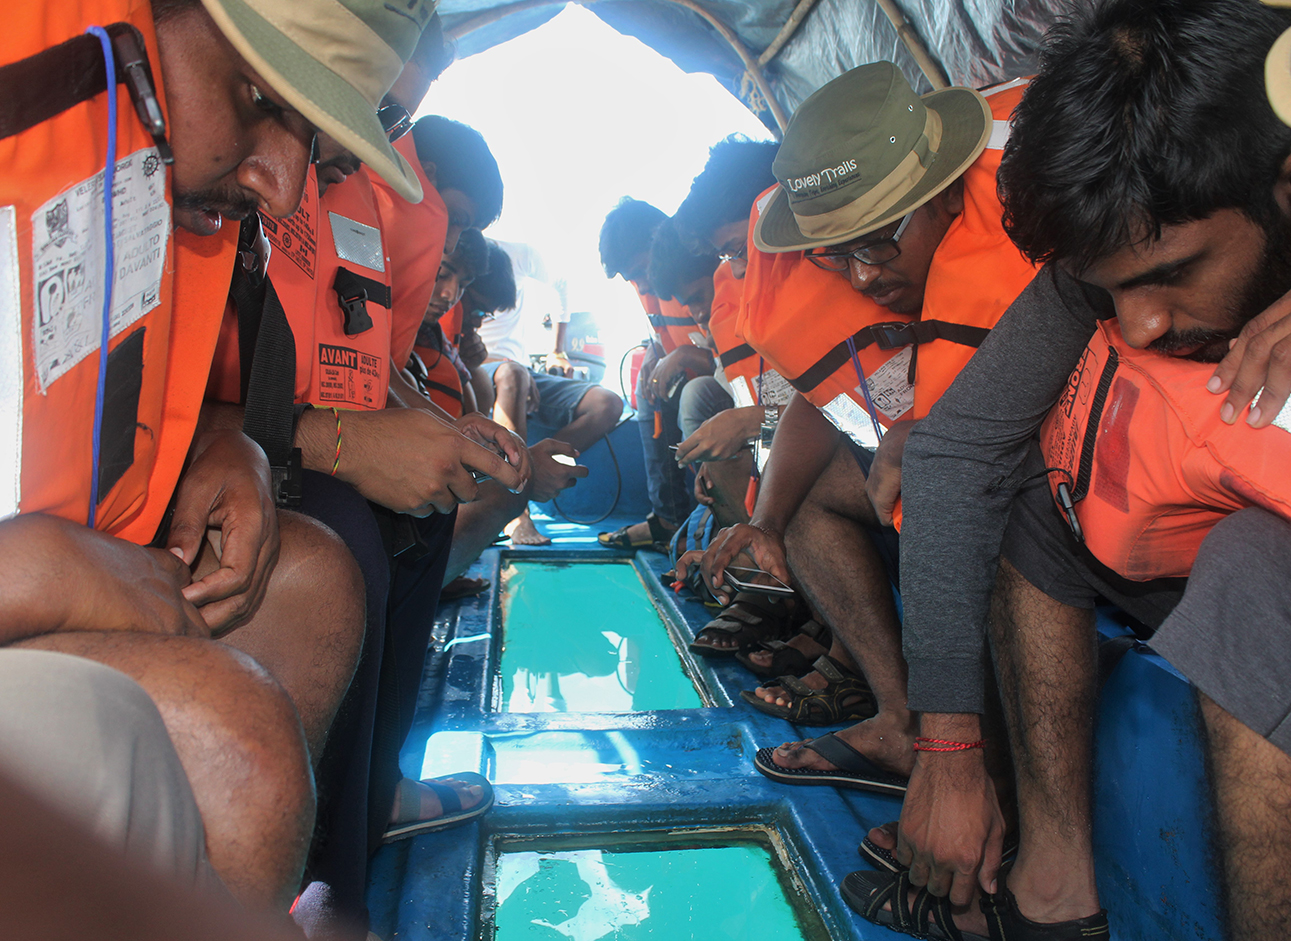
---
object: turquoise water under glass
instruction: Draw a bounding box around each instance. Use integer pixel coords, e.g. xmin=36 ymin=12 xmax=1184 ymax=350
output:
xmin=495 ymin=844 xmax=809 ymax=940
xmin=497 ymin=561 xmax=702 ymax=713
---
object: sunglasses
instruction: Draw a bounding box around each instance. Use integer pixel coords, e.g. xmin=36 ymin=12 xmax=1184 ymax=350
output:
xmin=807 ymin=212 xmax=914 ymax=271
xmin=378 ymin=103 xmax=413 ymax=143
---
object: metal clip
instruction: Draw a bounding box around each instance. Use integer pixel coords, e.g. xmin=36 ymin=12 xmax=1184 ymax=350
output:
xmin=1056 ymin=481 xmax=1084 ymax=544
xmin=870 ymin=322 xmax=916 ymax=351
xmin=111 ymin=27 xmax=172 ymax=164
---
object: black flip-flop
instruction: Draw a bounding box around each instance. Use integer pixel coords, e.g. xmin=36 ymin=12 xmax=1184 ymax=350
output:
xmin=842 ymin=869 xmax=988 ymax=941
xmin=753 ymin=732 xmax=908 ymax=796
xmin=381 ymin=773 xmax=494 ymax=843
xmin=858 ymin=833 xmax=1020 ymax=874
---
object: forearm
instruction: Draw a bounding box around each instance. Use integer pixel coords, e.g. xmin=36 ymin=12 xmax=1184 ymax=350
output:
xmin=750 ymin=393 xmax=838 ymax=534
xmin=551 ymin=322 xmax=568 ymax=355
xmin=901 ymin=266 xmax=1104 ymax=713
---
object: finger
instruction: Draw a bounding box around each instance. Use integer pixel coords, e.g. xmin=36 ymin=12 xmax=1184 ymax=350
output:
xmin=182 ymin=516 xmax=263 ymax=609
xmin=1217 ymin=309 xmax=1291 ymax=423
xmin=570 ymin=465 xmax=590 ymax=480
xmin=894 ymin=829 xmax=916 ymax=869
xmin=948 ymin=867 xmax=979 ymax=908
xmin=868 ymin=822 xmax=899 ymax=851
xmin=165 ymin=492 xmax=211 ymax=567
xmin=463 ymin=440 xmax=523 ymax=493
xmin=980 ymin=826 xmax=1004 ymax=896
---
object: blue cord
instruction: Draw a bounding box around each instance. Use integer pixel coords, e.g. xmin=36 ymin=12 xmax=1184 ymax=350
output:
xmin=85 ymin=26 xmax=117 ymax=529
xmin=844 ymin=335 xmax=885 ymax=443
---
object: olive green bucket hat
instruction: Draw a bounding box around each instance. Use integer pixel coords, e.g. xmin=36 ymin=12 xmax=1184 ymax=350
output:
xmin=1263 ymin=0 xmax=1291 ymax=127
xmin=754 ymin=62 xmax=991 ymax=253
xmin=199 ymin=0 xmax=436 ymax=202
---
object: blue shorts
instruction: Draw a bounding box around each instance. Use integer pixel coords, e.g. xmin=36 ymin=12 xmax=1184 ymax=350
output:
xmin=482 ymin=361 xmax=599 ymax=430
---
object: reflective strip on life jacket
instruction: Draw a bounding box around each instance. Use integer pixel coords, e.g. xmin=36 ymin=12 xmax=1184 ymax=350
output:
xmin=1040 ymin=319 xmax=1291 ymax=580
xmin=2 ymin=0 xmax=233 ymax=541
xmin=372 ymin=133 xmax=448 ymax=369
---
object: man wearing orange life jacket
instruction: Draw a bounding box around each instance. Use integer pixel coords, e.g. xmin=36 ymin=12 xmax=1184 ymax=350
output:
xmin=0 ymin=0 xmax=447 ymax=914
xmin=682 ymin=64 xmax=1034 ymax=801
xmin=597 ymin=197 xmax=706 ymax=549
xmin=881 ymin=5 xmax=1291 ymax=936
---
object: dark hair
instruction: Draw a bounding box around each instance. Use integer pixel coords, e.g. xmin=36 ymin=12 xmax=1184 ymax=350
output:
xmin=463 ymin=240 xmax=518 ymax=314
xmin=998 ymin=0 xmax=1291 ymax=271
xmin=674 ymin=136 xmax=778 ymax=246
xmin=599 ymin=197 xmax=666 ymax=278
xmin=647 ymin=221 xmax=719 ymax=301
xmin=411 ymin=116 xmax=503 ymax=228
xmin=446 ymin=228 xmax=489 ymax=284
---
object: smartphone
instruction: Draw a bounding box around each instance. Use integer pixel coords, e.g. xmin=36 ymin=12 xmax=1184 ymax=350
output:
xmin=470 ymin=469 xmax=492 ymax=483
xmin=723 ymin=565 xmax=794 ymax=596
xmin=551 ymin=453 xmax=577 ymax=466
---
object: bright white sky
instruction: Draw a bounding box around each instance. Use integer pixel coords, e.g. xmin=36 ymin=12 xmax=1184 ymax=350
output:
xmin=416 ymin=5 xmax=773 ymax=378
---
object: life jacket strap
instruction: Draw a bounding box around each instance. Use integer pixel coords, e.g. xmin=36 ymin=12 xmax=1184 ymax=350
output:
xmin=789 ymin=319 xmax=991 ymax=394
xmin=0 ymin=23 xmax=171 ymax=161
xmin=719 ymin=343 xmax=757 ymax=368
xmin=333 ymin=266 xmax=390 ymax=336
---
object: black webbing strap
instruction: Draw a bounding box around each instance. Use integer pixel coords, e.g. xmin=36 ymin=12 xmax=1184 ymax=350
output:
xmin=1072 ymin=348 xmax=1120 ymax=502
xmin=229 ymin=217 xmax=302 ymax=507
xmin=719 ymin=343 xmax=756 ymax=368
xmin=0 ymin=23 xmax=172 ymax=160
xmin=789 ymin=319 xmax=992 ymax=394
xmin=424 ymin=379 xmax=463 ymax=403
xmin=333 ymin=266 xmax=390 ymax=336
xmin=648 ymin=312 xmax=695 ymax=329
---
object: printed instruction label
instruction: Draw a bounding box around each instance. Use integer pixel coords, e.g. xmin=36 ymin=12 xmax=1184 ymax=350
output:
xmin=0 ymin=206 xmax=21 ymax=520
xmin=862 ymin=347 xmax=914 ymax=422
xmin=30 ymin=147 xmax=169 ymax=392
xmin=262 ymin=183 xmax=317 ymax=278
xmin=318 ymin=343 xmax=382 ymax=408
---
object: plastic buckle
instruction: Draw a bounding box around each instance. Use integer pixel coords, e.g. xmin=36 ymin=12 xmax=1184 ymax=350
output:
xmin=111 ymin=27 xmax=173 ymax=164
xmin=871 ymin=322 xmax=916 ymax=350
xmin=1055 ymin=481 xmax=1084 ymax=544
xmin=338 ymin=287 xmax=373 ymax=335
xmin=270 ymin=448 xmax=303 ymax=508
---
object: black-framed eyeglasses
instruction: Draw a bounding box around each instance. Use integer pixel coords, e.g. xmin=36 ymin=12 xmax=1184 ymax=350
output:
xmin=378 ymin=103 xmax=413 ymax=143
xmin=719 ymin=240 xmax=747 ymax=264
xmin=807 ymin=212 xmax=914 ymax=272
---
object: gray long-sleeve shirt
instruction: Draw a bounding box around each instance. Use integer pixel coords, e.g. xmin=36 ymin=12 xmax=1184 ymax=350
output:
xmin=900 ymin=265 xmax=1114 ymax=714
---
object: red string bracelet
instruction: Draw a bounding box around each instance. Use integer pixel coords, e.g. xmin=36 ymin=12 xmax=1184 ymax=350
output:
xmin=913 ymin=737 xmax=987 ymax=753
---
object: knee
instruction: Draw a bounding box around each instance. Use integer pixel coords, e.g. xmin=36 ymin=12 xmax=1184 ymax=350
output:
xmin=271 ymin=511 xmax=365 ymax=647
xmin=582 ymin=388 xmax=623 ymax=428
xmin=493 ymin=361 xmax=526 ymax=394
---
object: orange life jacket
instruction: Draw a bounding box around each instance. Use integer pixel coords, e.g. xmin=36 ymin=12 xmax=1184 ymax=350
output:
xmin=411 ymin=321 xmax=465 ymax=418
xmin=910 ymin=79 xmax=1037 ymax=419
xmin=2 ymin=0 xmax=235 ymax=542
xmin=708 ymin=261 xmax=793 ymax=409
xmin=738 ymin=187 xmax=913 ymax=445
xmin=440 ymin=301 xmax=463 ymax=346
xmin=373 ymin=132 xmax=448 ymax=370
xmin=207 ymin=166 xmax=394 ymax=411
xmin=632 ymin=283 xmax=703 ymax=353
xmin=1040 ymin=319 xmax=1291 ymax=581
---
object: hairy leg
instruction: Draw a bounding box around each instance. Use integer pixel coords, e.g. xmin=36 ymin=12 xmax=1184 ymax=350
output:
xmin=11 ymin=633 xmax=312 ymax=911
xmin=989 ymin=559 xmax=1099 ymax=922
xmin=773 ymin=441 xmax=914 ymax=774
xmin=1201 ymin=693 xmax=1291 ymax=939
xmin=214 ymin=511 xmax=366 ymax=760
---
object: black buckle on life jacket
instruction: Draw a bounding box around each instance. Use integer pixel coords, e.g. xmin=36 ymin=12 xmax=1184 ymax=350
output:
xmin=270 ymin=447 xmax=303 ymax=509
xmin=336 ymin=284 xmax=373 ymax=335
xmin=869 ymin=322 xmax=918 ymax=350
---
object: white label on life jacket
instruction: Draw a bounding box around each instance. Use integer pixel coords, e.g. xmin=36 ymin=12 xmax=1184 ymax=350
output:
xmin=863 ymin=346 xmax=915 ymax=422
xmin=0 ymin=206 xmax=21 ymax=520
xmin=821 ymin=393 xmax=882 ymax=449
xmin=731 ymin=376 xmax=755 ymax=408
xmin=1264 ymin=388 xmax=1291 ymax=435
xmin=329 ymin=212 xmax=385 ymax=272
xmin=30 ymin=147 xmax=169 ymax=392
xmin=731 ymin=370 xmax=795 ymax=409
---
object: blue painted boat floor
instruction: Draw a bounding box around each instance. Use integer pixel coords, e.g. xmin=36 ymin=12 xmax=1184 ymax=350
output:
xmin=366 ymin=512 xmax=1224 ymax=941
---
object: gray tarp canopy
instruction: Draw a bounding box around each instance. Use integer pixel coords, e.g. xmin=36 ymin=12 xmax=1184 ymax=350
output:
xmin=436 ymin=0 xmax=1068 ymax=134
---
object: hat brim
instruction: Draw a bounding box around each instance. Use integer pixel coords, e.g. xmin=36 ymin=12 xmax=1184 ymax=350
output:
xmin=200 ymin=0 xmax=423 ymax=203
xmin=1267 ymin=27 xmax=1291 ymax=128
xmin=755 ymin=86 xmax=993 ymax=253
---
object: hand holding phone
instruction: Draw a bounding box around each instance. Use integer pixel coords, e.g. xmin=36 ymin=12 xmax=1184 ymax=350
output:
xmin=723 ymin=565 xmax=794 ymax=596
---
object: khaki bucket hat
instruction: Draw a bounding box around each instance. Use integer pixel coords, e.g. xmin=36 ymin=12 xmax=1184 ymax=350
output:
xmin=1264 ymin=0 xmax=1291 ymax=127
xmin=200 ymin=0 xmax=435 ymax=202
xmin=755 ymin=62 xmax=991 ymax=253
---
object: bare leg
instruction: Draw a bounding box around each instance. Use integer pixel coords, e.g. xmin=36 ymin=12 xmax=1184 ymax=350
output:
xmin=12 ymin=632 xmax=313 ymax=911
xmin=552 ymin=386 xmax=622 ymax=453
xmin=989 ymin=559 xmax=1100 ymax=922
xmin=699 ymin=455 xmax=754 ymax=530
xmin=445 ymin=483 xmax=528 ymax=584
xmin=489 ymin=361 xmax=530 ymax=441
xmin=213 ymin=511 xmax=366 ymax=760
xmin=764 ymin=441 xmax=916 ymax=776
xmin=1201 ymin=693 xmax=1291 ymax=939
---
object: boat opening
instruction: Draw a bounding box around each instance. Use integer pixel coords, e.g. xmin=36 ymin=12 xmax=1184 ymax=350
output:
xmin=488 ymin=831 xmax=829 ymax=941
xmin=496 ymin=560 xmax=703 ymax=713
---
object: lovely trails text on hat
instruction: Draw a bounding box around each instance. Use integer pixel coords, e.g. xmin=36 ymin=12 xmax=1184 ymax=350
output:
xmin=786 ymin=159 xmax=860 ymax=198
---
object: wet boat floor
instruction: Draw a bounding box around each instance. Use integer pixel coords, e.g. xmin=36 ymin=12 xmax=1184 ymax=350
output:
xmin=365 ymin=513 xmax=1224 ymax=941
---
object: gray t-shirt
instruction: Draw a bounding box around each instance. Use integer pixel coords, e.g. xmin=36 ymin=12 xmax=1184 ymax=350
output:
xmin=900 ymin=265 xmax=1114 ymax=714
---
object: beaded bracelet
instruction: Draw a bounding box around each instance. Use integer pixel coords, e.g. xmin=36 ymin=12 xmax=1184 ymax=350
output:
xmin=913 ymin=737 xmax=987 ymax=753
xmin=329 ymin=407 xmax=342 ymax=476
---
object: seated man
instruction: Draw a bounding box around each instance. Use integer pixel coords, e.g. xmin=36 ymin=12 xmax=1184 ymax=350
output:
xmin=0 ymin=0 xmax=435 ymax=913
xmin=597 ymin=198 xmax=707 ymax=550
xmin=682 ymin=64 xmax=1033 ymax=791
xmin=477 ymin=242 xmax=623 ymax=545
xmin=880 ymin=3 xmax=1291 ymax=938
xmin=670 ymin=137 xmax=785 ymax=530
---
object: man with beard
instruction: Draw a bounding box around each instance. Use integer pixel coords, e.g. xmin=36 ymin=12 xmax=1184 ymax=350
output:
xmin=854 ymin=2 xmax=1291 ymax=939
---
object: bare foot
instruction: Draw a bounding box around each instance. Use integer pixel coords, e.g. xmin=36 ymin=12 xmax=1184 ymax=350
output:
xmin=388 ymin=777 xmax=485 ymax=823
xmin=755 ymin=668 xmax=828 ymax=706
xmin=505 ymin=509 xmax=551 ymax=546
xmin=770 ymin=716 xmax=917 ymax=777
xmin=745 ymin=633 xmax=828 ymax=670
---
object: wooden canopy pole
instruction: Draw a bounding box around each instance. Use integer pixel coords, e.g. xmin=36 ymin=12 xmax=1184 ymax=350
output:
xmin=872 ymin=0 xmax=949 ymax=89
xmin=756 ymin=0 xmax=820 ymax=67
